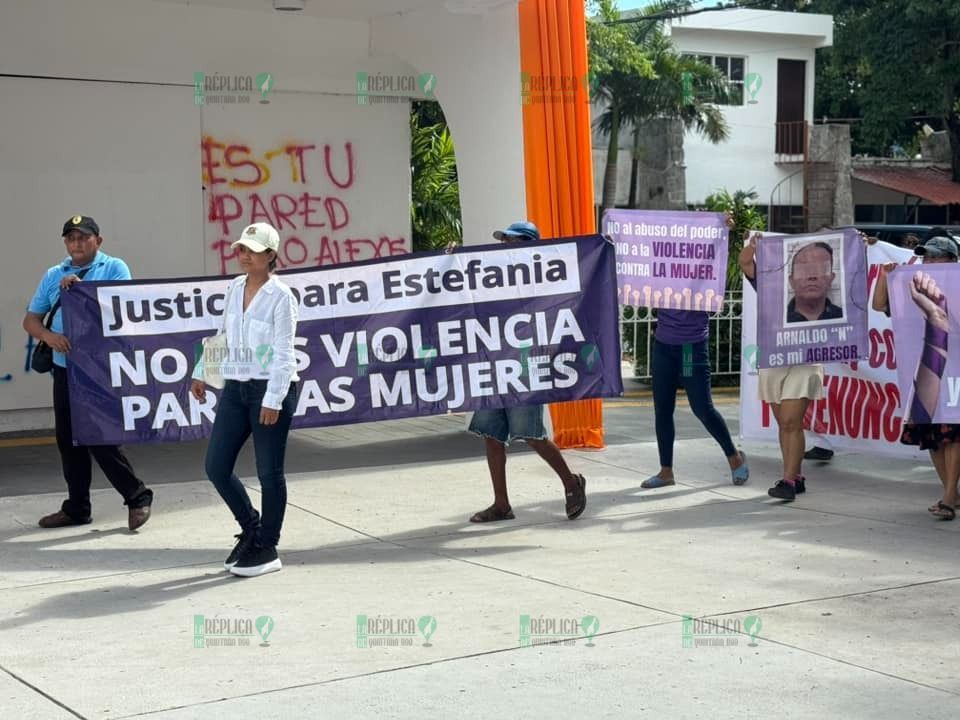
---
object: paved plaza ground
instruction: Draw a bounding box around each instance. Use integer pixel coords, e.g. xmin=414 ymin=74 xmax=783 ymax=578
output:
xmin=1 ymin=392 xmax=957 ymax=719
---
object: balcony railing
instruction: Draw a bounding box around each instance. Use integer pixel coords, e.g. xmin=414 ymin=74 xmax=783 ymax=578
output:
xmin=775 ymin=121 xmax=807 ymax=160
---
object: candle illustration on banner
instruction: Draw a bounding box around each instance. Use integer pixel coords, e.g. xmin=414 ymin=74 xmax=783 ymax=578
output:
xmin=683 ymin=287 xmax=693 ymax=309
xmin=694 ymin=292 xmax=703 ymax=311
xmin=643 ymin=286 xmax=653 ymax=308
xmin=704 ymin=289 xmax=716 ymax=313
xmin=663 ymin=287 xmax=674 ymax=309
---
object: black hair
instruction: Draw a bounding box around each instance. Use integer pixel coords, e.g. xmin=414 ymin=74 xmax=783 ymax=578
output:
xmin=790 ymin=241 xmax=834 ymax=276
xmin=268 ymin=251 xmax=278 ymax=272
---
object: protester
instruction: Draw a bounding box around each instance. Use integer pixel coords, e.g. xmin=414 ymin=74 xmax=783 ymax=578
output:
xmin=641 ymin=296 xmax=748 ymax=489
xmin=191 ymin=222 xmax=300 ymax=575
xmin=902 ymin=233 xmax=921 ymax=250
xmin=454 ymin=221 xmax=586 ymax=522
xmin=23 ymin=215 xmax=154 ymax=530
xmin=872 ymin=229 xmax=960 ymax=520
xmin=740 ymin=231 xmax=822 ymax=500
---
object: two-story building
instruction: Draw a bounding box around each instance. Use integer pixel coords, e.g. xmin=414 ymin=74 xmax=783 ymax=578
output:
xmin=593 ymin=8 xmax=835 ymax=232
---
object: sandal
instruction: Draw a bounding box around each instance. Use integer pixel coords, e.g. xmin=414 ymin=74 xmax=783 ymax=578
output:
xmin=565 ymin=474 xmax=587 ymax=520
xmin=928 ymin=500 xmax=957 ymax=513
xmin=731 ymin=451 xmax=749 ymax=486
xmin=469 ymin=504 xmax=515 ymax=523
xmin=641 ymin=475 xmax=675 ymax=489
xmin=930 ymin=501 xmax=956 ymax=521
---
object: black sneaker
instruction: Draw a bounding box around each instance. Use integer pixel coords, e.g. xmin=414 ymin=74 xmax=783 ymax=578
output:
xmin=223 ymin=531 xmax=257 ymax=571
xmin=768 ymin=479 xmax=797 ymax=501
xmin=230 ymin=544 xmax=282 ymax=577
xmin=804 ymin=447 xmax=834 ymax=461
xmin=795 ymin=476 xmax=807 ymax=494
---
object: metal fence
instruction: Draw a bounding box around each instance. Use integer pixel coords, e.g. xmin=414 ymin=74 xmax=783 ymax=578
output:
xmin=620 ymin=291 xmax=744 ymax=382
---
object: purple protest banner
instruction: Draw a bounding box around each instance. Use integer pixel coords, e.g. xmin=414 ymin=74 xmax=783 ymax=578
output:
xmin=61 ymin=235 xmax=623 ymax=445
xmin=602 ymin=209 xmax=728 ymax=311
xmin=755 ymin=229 xmax=867 ymax=369
xmin=888 ymin=264 xmax=960 ymax=423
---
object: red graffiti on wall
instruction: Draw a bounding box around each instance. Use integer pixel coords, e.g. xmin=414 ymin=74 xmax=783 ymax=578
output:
xmin=202 ymin=136 xmax=406 ymax=273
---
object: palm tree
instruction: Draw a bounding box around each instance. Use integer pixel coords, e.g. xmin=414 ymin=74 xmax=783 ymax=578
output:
xmin=410 ymin=106 xmax=462 ymax=251
xmin=591 ymin=0 xmax=730 ymax=210
xmin=588 ymin=0 xmax=654 ymax=211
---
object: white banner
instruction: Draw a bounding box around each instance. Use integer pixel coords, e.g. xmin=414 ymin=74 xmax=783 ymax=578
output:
xmin=740 ymin=241 xmax=926 ymax=459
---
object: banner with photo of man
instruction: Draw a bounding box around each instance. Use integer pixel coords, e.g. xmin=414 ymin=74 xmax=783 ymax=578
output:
xmin=62 ymin=235 xmax=623 ymax=445
xmin=755 ymin=229 xmax=867 ymax=369
xmin=602 ymin=209 xmax=728 ymax=311
xmin=888 ymin=264 xmax=960 ymax=424
xmin=741 ymin=240 xmax=924 ymax=459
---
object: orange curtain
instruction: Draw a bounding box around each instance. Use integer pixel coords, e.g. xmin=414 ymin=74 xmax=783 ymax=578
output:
xmin=518 ymin=0 xmax=605 ymax=449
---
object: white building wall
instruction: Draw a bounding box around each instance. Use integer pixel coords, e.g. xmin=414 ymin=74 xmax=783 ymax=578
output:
xmin=372 ymin=2 xmax=527 ymax=245
xmin=670 ymin=30 xmax=818 ymax=206
xmin=0 ymin=0 xmax=526 ymax=431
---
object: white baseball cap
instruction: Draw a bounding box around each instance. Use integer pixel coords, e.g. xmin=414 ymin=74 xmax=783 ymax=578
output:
xmin=232 ymin=223 xmax=280 ymax=253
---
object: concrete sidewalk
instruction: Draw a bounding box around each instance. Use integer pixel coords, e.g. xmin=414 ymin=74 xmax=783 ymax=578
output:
xmin=1 ymin=399 xmax=958 ymax=719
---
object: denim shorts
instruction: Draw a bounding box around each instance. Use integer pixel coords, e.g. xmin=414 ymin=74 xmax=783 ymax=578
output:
xmin=468 ymin=405 xmax=547 ymax=445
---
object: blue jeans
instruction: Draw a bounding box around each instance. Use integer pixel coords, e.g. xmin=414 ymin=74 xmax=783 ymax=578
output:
xmin=469 ymin=405 xmax=547 ymax=445
xmin=651 ymin=339 xmax=736 ymax=468
xmin=205 ymin=379 xmax=299 ymax=548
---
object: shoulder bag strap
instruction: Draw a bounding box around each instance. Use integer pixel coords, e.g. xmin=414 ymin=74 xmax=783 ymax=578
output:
xmin=44 ymin=266 xmax=93 ymax=329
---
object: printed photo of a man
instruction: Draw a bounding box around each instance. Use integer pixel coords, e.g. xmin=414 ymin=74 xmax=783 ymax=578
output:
xmin=786 ymin=240 xmax=844 ymax=323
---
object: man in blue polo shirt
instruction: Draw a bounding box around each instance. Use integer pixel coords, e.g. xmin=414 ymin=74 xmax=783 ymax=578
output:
xmin=23 ymin=215 xmax=154 ymax=530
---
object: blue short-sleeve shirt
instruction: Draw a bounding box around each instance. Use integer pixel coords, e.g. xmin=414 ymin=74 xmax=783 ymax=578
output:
xmin=27 ymin=251 xmax=132 ymax=367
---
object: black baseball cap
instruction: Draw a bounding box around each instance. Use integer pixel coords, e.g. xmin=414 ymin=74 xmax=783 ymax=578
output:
xmin=62 ymin=215 xmax=100 ymax=236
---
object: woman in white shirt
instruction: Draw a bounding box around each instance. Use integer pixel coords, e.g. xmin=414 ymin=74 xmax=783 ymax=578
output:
xmin=191 ymin=223 xmax=300 ymax=577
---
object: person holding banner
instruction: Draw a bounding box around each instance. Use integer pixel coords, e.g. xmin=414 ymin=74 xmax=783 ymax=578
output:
xmin=24 ymin=215 xmax=154 ymax=531
xmin=740 ymin=232 xmax=822 ymax=501
xmin=459 ymin=222 xmax=587 ymax=523
xmin=872 ymin=230 xmax=960 ymax=521
xmin=640 ymin=309 xmax=749 ymax=489
xmin=191 ymin=222 xmax=301 ymax=575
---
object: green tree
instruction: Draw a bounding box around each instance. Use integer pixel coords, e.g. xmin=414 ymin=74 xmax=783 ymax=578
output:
xmin=703 ymin=188 xmax=766 ymax=292
xmin=755 ymin=0 xmax=960 ymax=180
xmin=588 ymin=0 xmax=655 ymax=210
xmin=589 ymin=0 xmax=730 ymax=209
xmin=620 ymin=21 xmax=731 ymax=208
xmin=410 ymin=101 xmax=462 ymax=251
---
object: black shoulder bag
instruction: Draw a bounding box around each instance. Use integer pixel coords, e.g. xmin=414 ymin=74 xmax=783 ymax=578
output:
xmin=31 ymin=267 xmax=91 ymax=373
